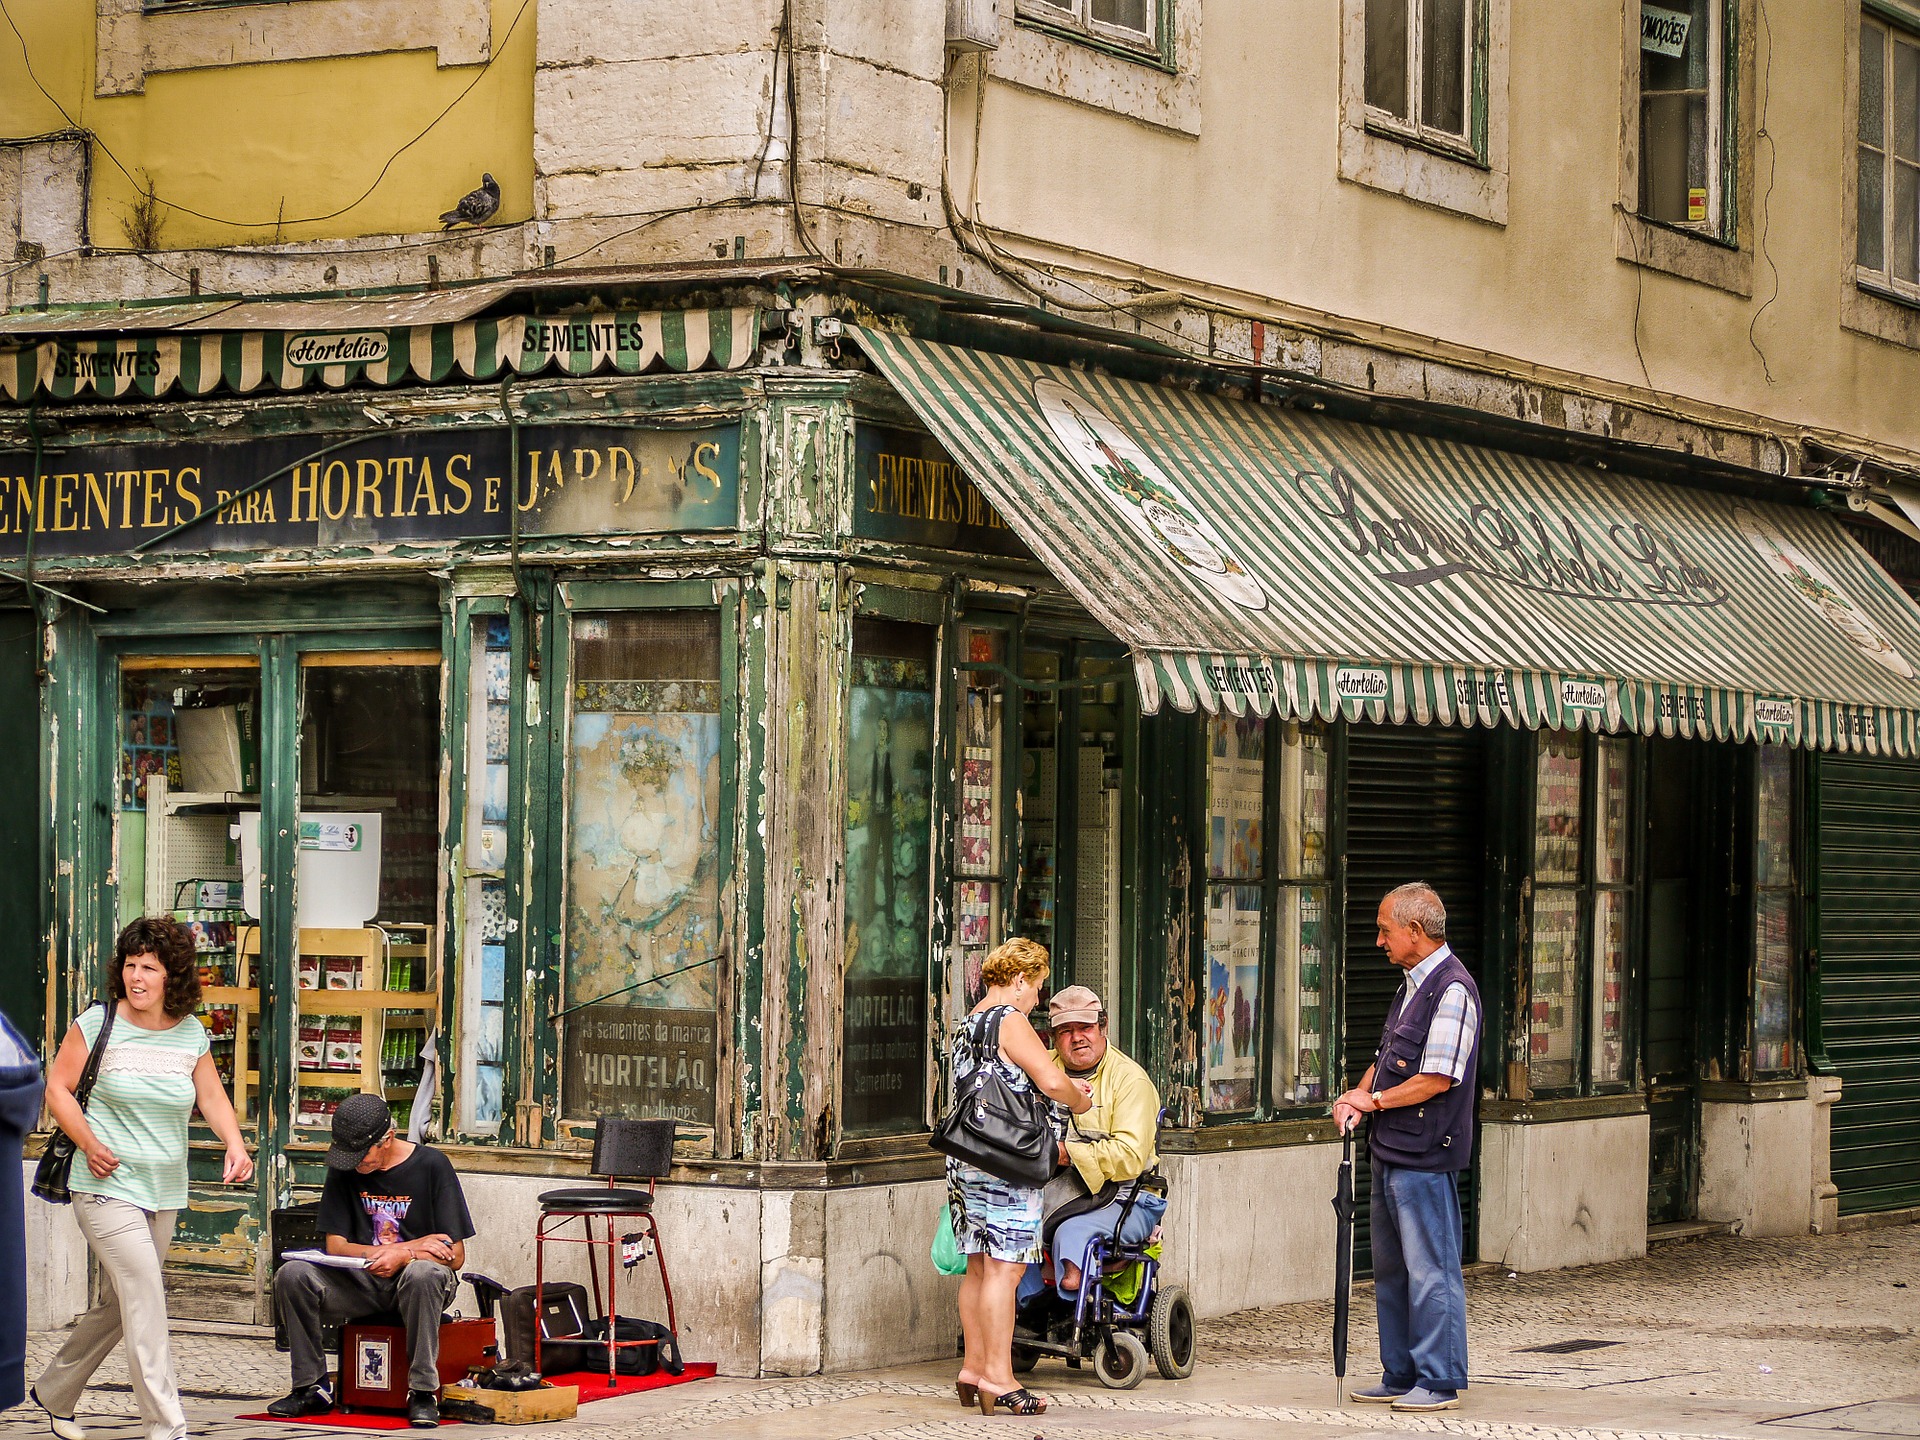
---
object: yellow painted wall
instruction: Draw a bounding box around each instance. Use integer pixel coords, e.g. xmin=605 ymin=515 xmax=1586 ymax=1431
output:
xmin=963 ymin=0 xmax=1920 ymax=456
xmin=0 ymin=0 xmax=534 ymax=251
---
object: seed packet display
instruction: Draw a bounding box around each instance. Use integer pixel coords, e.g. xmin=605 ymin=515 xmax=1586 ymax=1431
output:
xmin=298 ymin=1018 xmax=327 ymax=1070
xmin=323 ymin=955 xmax=362 ymax=990
xmin=325 ymin=1015 xmax=362 ymax=1074
xmin=297 ymin=955 xmax=322 ymax=990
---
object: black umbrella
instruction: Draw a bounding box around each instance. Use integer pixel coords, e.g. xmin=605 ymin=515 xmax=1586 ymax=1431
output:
xmin=1330 ymin=1120 xmax=1357 ymax=1404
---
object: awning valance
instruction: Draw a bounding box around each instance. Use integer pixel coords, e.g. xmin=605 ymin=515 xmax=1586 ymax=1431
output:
xmin=0 ymin=307 xmax=760 ymax=403
xmin=854 ymin=327 xmax=1920 ymax=757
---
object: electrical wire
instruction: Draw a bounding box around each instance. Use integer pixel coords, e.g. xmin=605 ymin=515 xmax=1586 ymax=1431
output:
xmin=780 ymin=0 xmax=831 ymax=264
xmin=0 ymin=0 xmax=533 ymax=231
xmin=1747 ymin=0 xmax=1780 ymax=385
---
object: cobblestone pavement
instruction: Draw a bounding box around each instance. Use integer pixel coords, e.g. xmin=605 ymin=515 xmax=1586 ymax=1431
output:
xmin=3 ymin=1227 xmax=1915 ymax=1440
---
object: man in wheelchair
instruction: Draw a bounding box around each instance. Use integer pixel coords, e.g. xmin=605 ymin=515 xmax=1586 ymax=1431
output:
xmin=1016 ymin=985 xmax=1166 ymax=1335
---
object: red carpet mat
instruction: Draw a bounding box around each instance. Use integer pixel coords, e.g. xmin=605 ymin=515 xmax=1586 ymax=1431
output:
xmin=236 ymin=1363 xmax=717 ymax=1428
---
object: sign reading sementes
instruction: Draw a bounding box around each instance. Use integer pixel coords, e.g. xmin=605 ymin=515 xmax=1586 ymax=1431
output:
xmin=0 ymin=423 xmax=739 ymax=557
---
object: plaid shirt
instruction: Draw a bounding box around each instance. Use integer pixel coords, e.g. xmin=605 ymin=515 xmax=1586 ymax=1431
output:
xmin=1400 ymin=946 xmax=1479 ymax=1084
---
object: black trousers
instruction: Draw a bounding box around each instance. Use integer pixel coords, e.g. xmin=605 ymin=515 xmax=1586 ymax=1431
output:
xmin=274 ymin=1259 xmax=457 ymax=1394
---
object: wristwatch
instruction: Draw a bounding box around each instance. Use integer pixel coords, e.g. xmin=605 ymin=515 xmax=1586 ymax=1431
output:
xmin=1371 ymin=1090 xmax=1387 ymax=1110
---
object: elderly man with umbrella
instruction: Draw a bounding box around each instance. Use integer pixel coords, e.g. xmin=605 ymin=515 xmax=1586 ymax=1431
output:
xmin=1332 ymin=882 xmax=1482 ymax=1413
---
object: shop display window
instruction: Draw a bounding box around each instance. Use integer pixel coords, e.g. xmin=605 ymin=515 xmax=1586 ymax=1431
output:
xmin=459 ymin=614 xmax=512 ymax=1134
xmin=1204 ymin=716 xmax=1329 ymax=1113
xmin=1070 ymin=655 xmax=1129 ymax=1006
xmin=1751 ymin=744 xmax=1796 ymax=1075
xmin=842 ymin=618 xmax=937 ymax=1137
xmin=1527 ymin=731 xmax=1637 ymax=1095
xmin=1016 ymin=649 xmax=1062 ymax=970
xmin=559 ymin=611 xmax=722 ymax=1127
xmin=954 ymin=628 xmax=1008 ymax=1010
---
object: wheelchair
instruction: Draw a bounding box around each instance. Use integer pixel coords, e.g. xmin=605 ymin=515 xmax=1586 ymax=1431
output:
xmin=1008 ymin=1166 xmax=1197 ymax=1390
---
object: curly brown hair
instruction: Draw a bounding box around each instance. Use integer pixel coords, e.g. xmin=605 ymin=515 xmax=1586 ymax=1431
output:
xmin=980 ymin=937 xmax=1050 ymax=990
xmin=112 ymin=916 xmax=202 ymax=1019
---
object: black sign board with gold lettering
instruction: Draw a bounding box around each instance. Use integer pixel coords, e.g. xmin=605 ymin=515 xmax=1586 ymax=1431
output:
xmin=0 ymin=423 xmax=739 ymax=557
xmin=853 ymin=425 xmax=1029 ymax=558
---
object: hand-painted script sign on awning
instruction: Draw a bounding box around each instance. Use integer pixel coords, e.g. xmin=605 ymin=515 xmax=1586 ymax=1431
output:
xmin=0 ymin=423 xmax=739 ymax=557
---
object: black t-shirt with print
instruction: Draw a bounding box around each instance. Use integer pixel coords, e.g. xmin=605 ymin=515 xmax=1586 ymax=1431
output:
xmin=318 ymin=1144 xmax=476 ymax=1249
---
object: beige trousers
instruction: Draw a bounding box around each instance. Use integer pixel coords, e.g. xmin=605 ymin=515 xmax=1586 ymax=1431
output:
xmin=35 ymin=1195 xmax=187 ymax=1440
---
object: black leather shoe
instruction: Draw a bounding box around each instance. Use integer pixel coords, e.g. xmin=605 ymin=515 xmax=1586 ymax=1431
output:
xmin=266 ymin=1383 xmax=334 ymax=1419
xmin=407 ymin=1391 xmax=440 ymax=1428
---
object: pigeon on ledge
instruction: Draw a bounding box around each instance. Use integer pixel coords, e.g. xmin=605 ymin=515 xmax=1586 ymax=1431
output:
xmin=440 ymin=173 xmax=500 ymax=229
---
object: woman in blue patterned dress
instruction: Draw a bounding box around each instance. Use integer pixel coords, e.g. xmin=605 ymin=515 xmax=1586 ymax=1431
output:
xmin=949 ymin=938 xmax=1091 ymax=1417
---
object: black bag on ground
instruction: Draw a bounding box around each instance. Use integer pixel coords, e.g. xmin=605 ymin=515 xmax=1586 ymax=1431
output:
xmin=929 ymin=1008 xmax=1056 ymax=1188
xmin=498 ymin=1282 xmax=592 ymax=1367
xmin=540 ymin=1317 xmax=683 ymax=1377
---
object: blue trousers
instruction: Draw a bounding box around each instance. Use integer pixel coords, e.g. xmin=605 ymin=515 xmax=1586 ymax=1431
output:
xmin=1018 ymin=1190 xmax=1166 ymax=1305
xmin=1371 ymin=1161 xmax=1469 ymax=1393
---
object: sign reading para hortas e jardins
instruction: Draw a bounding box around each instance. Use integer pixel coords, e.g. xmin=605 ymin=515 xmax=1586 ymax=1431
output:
xmin=0 ymin=423 xmax=741 ymax=556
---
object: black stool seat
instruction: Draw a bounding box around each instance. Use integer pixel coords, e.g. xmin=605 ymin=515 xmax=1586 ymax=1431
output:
xmin=538 ymin=1186 xmax=655 ymax=1212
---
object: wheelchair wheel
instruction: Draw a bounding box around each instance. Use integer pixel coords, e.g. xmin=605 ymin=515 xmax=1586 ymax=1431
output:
xmin=1011 ymin=1345 xmax=1039 ymax=1375
xmin=1148 ymin=1284 xmax=1196 ymax=1379
xmin=1092 ymin=1330 xmax=1149 ymax=1390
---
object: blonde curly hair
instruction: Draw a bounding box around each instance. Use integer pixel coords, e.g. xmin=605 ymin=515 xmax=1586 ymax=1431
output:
xmin=981 ymin=936 xmax=1050 ymax=989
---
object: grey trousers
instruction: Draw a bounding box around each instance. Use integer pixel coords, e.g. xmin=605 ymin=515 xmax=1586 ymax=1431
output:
xmin=273 ymin=1259 xmax=458 ymax=1394
xmin=35 ymin=1196 xmax=185 ymax=1440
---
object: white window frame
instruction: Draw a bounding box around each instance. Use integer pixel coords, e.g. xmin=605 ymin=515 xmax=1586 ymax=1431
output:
xmin=1637 ymin=0 xmax=1728 ymax=239
xmin=1362 ymin=0 xmax=1480 ymax=160
xmin=1016 ymin=0 xmax=1164 ymax=62
xmin=1857 ymin=13 xmax=1920 ymax=305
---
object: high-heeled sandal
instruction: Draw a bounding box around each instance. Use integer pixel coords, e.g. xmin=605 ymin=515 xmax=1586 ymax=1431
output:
xmin=955 ymin=1380 xmax=979 ymax=1407
xmin=977 ymin=1386 xmax=1047 ymax=1416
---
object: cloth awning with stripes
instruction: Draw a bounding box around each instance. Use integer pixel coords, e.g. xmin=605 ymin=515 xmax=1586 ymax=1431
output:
xmin=854 ymin=327 xmax=1920 ymax=757
xmin=0 ymin=307 xmax=760 ymax=403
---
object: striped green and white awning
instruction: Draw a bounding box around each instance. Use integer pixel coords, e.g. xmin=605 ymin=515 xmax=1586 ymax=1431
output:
xmin=855 ymin=327 xmax=1920 ymax=757
xmin=0 ymin=307 xmax=759 ymax=403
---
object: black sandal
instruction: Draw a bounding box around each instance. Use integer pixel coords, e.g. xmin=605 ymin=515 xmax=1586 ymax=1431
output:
xmin=977 ymin=1387 xmax=1047 ymax=1416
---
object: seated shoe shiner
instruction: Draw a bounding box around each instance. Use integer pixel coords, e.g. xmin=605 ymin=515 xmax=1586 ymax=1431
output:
xmin=1017 ymin=985 xmax=1165 ymax=1322
xmin=268 ymin=1093 xmax=476 ymax=1429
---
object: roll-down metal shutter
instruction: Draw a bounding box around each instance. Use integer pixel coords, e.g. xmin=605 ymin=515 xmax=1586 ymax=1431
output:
xmin=1816 ymin=755 xmax=1920 ymax=1214
xmin=1342 ymin=723 xmax=1489 ymax=1272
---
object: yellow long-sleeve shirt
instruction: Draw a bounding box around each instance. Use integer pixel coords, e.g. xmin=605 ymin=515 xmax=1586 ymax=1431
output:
xmin=1049 ymin=1042 xmax=1161 ymax=1194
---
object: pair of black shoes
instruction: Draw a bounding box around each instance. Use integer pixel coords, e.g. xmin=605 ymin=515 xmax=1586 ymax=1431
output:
xmin=266 ymin=1382 xmax=439 ymax=1429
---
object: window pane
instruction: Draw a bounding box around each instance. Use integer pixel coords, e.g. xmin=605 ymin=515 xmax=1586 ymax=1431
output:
xmin=1421 ymin=0 xmax=1468 ymax=136
xmin=1591 ymin=889 xmax=1630 ymax=1085
xmin=1276 ymin=721 xmax=1331 ymax=880
xmin=1207 ymin=715 xmax=1266 ymax=881
xmin=843 ymin=619 xmax=935 ymax=1136
xmin=1640 ymin=0 xmax=1714 ymax=224
xmin=1896 ymin=36 xmax=1919 ymax=161
xmin=1205 ymin=884 xmax=1262 ymax=1111
xmin=562 ymin=611 xmax=721 ymax=1126
xmin=1860 ymin=146 xmax=1887 ymax=271
xmin=1896 ymin=162 xmax=1919 ymax=283
xmin=1091 ymin=0 xmax=1150 ymax=37
xmin=1529 ymin=888 xmax=1581 ymax=1091
xmin=1753 ymin=890 xmax=1794 ymax=1073
xmin=1270 ymin=884 xmax=1331 ymax=1108
xmin=460 ymin=614 xmax=512 ymax=1133
xmin=1641 ymin=93 xmax=1694 ymax=223
xmin=1015 ymin=649 xmax=1061 ymax=970
xmin=1365 ymin=0 xmax=1411 ymax=118
xmin=1863 ymin=24 xmax=1887 ymax=146
xmin=1594 ymin=738 xmax=1631 ymax=884
xmin=1533 ymin=733 xmax=1584 ymax=883
xmin=1755 ymin=745 xmax=1792 ymax=888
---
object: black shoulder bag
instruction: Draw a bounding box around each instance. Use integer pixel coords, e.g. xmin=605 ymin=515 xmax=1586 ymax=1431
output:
xmin=33 ymin=1001 xmax=115 ymax=1205
xmin=929 ymin=1008 xmax=1057 ymax=1188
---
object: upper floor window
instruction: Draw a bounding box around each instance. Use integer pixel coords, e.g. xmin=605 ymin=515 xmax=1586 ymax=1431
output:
xmin=1858 ymin=14 xmax=1920 ymax=300
xmin=1639 ymin=0 xmax=1730 ymax=238
xmin=1018 ymin=0 xmax=1161 ymax=56
xmin=1364 ymin=0 xmax=1476 ymax=154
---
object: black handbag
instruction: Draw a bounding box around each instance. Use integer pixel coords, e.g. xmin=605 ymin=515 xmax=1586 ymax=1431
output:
xmin=929 ymin=1008 xmax=1057 ymax=1188
xmin=32 ymin=1001 xmax=114 ymax=1205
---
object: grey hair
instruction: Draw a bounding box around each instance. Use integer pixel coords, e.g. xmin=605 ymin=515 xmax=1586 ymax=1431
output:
xmin=1382 ymin=883 xmax=1447 ymax=940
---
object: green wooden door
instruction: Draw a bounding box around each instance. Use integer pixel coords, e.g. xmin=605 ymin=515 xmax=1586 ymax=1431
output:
xmin=1340 ymin=723 xmax=1488 ymax=1273
xmin=1814 ymin=754 xmax=1920 ymax=1215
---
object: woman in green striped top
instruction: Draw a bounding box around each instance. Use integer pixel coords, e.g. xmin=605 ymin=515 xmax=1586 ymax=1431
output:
xmin=31 ymin=917 xmax=253 ymax=1440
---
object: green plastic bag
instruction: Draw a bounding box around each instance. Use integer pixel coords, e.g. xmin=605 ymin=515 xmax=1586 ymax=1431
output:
xmin=931 ymin=1204 xmax=968 ymax=1276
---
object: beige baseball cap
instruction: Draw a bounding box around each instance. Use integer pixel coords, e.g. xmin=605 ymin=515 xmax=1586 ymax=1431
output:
xmin=1049 ymin=984 xmax=1104 ymax=1027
